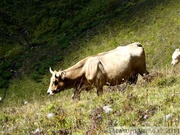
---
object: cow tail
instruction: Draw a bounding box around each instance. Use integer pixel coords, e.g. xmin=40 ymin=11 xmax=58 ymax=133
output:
xmin=98 ymin=60 xmax=106 ymax=76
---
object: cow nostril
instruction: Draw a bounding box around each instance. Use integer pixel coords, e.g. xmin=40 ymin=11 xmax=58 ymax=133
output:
xmin=47 ymin=92 xmax=50 ymax=94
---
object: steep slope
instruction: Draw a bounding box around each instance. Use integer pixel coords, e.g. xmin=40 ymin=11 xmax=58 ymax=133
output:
xmin=1 ymin=0 xmax=177 ymax=88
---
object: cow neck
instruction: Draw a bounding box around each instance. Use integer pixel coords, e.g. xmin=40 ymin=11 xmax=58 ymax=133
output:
xmin=64 ymin=63 xmax=85 ymax=80
xmin=64 ymin=67 xmax=84 ymax=80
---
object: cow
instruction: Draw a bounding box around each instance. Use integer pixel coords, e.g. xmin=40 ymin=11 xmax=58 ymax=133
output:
xmin=47 ymin=42 xmax=149 ymax=99
xmin=171 ymin=49 xmax=180 ymax=66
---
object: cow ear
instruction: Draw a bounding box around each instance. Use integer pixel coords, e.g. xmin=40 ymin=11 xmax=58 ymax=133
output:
xmin=61 ymin=71 xmax=66 ymax=80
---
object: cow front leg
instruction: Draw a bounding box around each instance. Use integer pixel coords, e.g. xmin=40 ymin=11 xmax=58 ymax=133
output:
xmin=97 ymin=86 xmax=103 ymax=96
xmin=72 ymin=89 xmax=81 ymax=100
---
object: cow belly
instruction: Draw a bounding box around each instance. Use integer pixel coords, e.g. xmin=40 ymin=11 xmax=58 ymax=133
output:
xmin=106 ymin=70 xmax=133 ymax=85
xmin=100 ymin=55 xmax=133 ymax=85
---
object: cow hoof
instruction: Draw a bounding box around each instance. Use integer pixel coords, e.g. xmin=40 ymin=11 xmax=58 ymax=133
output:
xmin=71 ymin=95 xmax=80 ymax=100
xmin=97 ymin=91 xmax=103 ymax=96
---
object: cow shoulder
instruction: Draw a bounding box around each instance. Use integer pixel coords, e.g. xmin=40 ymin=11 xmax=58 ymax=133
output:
xmin=85 ymin=57 xmax=104 ymax=81
xmin=84 ymin=57 xmax=98 ymax=80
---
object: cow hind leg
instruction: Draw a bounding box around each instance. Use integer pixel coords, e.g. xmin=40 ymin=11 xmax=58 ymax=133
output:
xmin=96 ymin=86 xmax=103 ymax=96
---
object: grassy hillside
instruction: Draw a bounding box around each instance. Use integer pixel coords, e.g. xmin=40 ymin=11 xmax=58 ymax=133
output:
xmin=0 ymin=0 xmax=180 ymax=134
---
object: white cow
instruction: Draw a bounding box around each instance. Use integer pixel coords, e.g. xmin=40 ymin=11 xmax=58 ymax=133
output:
xmin=171 ymin=49 xmax=180 ymax=65
xmin=47 ymin=42 xmax=149 ymax=99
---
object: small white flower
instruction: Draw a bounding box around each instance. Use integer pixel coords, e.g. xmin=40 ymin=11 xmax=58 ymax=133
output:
xmin=103 ymin=105 xmax=113 ymax=114
xmin=24 ymin=101 xmax=28 ymax=105
xmin=47 ymin=113 xmax=55 ymax=119
xmin=33 ymin=128 xmax=41 ymax=134
xmin=165 ymin=113 xmax=173 ymax=121
xmin=143 ymin=115 xmax=148 ymax=119
xmin=0 ymin=97 xmax=2 ymax=101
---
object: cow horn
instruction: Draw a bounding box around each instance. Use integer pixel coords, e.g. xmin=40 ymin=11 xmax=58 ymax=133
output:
xmin=49 ymin=67 xmax=54 ymax=74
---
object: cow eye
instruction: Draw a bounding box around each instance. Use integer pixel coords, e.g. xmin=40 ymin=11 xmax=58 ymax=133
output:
xmin=54 ymin=80 xmax=58 ymax=85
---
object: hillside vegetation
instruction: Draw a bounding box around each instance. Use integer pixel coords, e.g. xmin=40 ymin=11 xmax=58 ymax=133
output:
xmin=0 ymin=0 xmax=180 ymax=134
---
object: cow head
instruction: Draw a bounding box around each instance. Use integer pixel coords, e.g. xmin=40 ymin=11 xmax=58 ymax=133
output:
xmin=171 ymin=49 xmax=180 ymax=66
xmin=47 ymin=67 xmax=66 ymax=95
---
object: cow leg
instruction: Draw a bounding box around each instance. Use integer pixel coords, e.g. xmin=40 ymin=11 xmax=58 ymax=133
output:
xmin=97 ymin=86 xmax=103 ymax=96
xmin=72 ymin=79 xmax=85 ymax=100
xmin=72 ymin=89 xmax=81 ymax=100
xmin=127 ymin=73 xmax=138 ymax=85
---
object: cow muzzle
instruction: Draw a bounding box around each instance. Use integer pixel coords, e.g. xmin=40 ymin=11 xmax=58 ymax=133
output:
xmin=171 ymin=61 xmax=176 ymax=66
xmin=47 ymin=89 xmax=54 ymax=95
xmin=47 ymin=89 xmax=60 ymax=95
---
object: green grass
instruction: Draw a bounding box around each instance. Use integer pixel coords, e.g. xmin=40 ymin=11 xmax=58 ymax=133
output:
xmin=0 ymin=69 xmax=179 ymax=134
xmin=0 ymin=0 xmax=180 ymax=134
